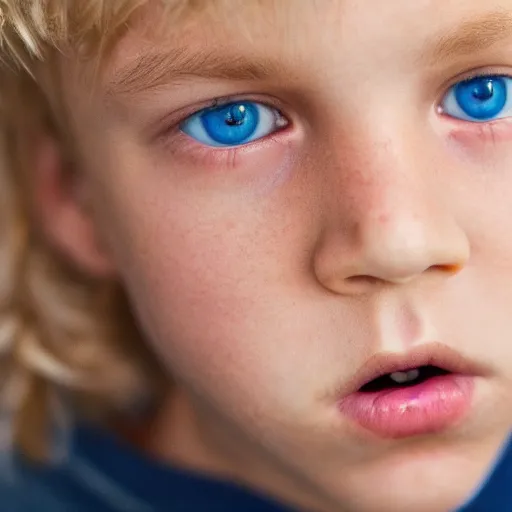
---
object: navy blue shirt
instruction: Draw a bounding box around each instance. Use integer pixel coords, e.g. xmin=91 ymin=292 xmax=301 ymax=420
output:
xmin=1 ymin=427 xmax=511 ymax=511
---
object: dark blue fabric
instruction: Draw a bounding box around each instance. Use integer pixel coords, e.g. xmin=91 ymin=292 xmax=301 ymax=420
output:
xmin=1 ymin=426 xmax=511 ymax=511
xmin=458 ymin=434 xmax=512 ymax=511
xmin=63 ymin=427 xmax=294 ymax=512
xmin=2 ymin=426 xmax=294 ymax=512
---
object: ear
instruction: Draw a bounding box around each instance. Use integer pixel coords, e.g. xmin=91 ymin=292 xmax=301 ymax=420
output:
xmin=31 ymin=134 xmax=117 ymax=278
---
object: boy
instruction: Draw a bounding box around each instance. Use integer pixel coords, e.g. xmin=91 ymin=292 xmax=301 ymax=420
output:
xmin=0 ymin=0 xmax=512 ymax=510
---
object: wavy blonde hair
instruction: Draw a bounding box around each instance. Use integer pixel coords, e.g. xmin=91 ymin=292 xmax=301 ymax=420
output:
xmin=0 ymin=0 xmax=201 ymax=461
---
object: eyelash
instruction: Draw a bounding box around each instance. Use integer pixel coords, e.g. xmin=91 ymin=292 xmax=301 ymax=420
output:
xmin=169 ymin=95 xmax=287 ymax=134
xmin=437 ymin=67 xmax=512 ymax=108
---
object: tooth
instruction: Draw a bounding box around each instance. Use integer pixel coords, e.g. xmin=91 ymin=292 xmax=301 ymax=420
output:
xmin=390 ymin=371 xmax=409 ymax=383
xmin=390 ymin=369 xmax=421 ymax=383
xmin=406 ymin=369 xmax=420 ymax=381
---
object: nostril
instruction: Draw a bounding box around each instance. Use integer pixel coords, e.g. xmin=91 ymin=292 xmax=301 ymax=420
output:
xmin=345 ymin=275 xmax=381 ymax=286
xmin=347 ymin=264 xmax=463 ymax=287
xmin=428 ymin=264 xmax=463 ymax=275
xmin=347 ymin=273 xmax=415 ymax=286
xmin=343 ymin=275 xmax=384 ymax=293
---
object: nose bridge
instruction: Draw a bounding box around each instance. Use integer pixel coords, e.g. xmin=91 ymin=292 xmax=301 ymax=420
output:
xmin=314 ymin=130 xmax=470 ymax=293
xmin=331 ymin=125 xmax=431 ymax=225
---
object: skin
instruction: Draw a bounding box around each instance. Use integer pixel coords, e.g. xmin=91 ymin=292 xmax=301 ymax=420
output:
xmin=34 ymin=1 xmax=512 ymax=510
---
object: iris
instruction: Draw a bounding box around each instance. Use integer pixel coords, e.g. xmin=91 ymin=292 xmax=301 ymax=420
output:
xmin=442 ymin=76 xmax=510 ymax=122
xmin=181 ymin=101 xmax=284 ymax=147
xmin=199 ymin=103 xmax=259 ymax=145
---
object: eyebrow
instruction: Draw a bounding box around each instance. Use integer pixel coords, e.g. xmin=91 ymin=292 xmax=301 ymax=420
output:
xmin=106 ymin=47 xmax=280 ymax=97
xmin=426 ymin=11 xmax=512 ymax=65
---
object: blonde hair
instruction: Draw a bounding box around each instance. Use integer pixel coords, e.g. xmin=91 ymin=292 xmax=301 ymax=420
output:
xmin=0 ymin=0 xmax=199 ymax=461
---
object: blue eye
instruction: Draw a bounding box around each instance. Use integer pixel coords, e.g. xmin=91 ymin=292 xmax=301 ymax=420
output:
xmin=441 ymin=75 xmax=512 ymax=122
xmin=180 ymin=101 xmax=287 ymax=147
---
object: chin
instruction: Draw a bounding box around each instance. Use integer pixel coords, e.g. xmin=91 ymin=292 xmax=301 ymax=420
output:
xmin=324 ymin=440 xmax=497 ymax=512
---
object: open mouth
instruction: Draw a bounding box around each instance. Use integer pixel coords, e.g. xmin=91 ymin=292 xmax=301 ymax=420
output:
xmin=359 ymin=365 xmax=451 ymax=393
xmin=337 ymin=344 xmax=488 ymax=438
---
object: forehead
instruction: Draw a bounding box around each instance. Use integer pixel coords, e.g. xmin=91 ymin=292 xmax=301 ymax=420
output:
xmin=106 ymin=0 xmax=512 ymax=82
xmin=121 ymin=0 xmax=512 ymax=46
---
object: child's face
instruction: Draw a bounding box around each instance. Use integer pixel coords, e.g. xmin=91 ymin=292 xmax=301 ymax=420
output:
xmin=49 ymin=0 xmax=512 ymax=510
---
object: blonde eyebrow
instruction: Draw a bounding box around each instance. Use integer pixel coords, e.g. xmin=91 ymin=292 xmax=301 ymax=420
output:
xmin=106 ymin=47 xmax=280 ymax=96
xmin=426 ymin=10 xmax=512 ymax=65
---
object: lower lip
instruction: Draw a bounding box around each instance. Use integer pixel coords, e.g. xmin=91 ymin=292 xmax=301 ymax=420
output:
xmin=338 ymin=374 xmax=474 ymax=438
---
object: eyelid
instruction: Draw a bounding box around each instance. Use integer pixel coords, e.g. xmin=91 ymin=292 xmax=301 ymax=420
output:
xmin=435 ymin=65 xmax=512 ymax=106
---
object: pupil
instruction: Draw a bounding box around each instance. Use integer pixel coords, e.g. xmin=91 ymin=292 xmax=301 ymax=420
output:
xmin=472 ymin=80 xmax=494 ymax=101
xmin=226 ymin=105 xmax=247 ymax=126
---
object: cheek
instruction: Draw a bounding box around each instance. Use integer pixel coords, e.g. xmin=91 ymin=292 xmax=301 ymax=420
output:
xmin=446 ymin=123 xmax=512 ymax=175
xmin=434 ymin=129 xmax=512 ymax=370
xmin=90 ymin=140 xmax=332 ymax=418
xmin=117 ymin=203 xmax=327 ymax=422
xmin=443 ymin=126 xmax=512 ymax=246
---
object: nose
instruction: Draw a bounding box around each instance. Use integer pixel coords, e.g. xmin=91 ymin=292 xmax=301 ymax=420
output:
xmin=313 ymin=138 xmax=470 ymax=295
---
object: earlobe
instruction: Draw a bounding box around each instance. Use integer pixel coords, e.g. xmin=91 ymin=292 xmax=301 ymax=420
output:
xmin=31 ymin=133 xmax=117 ymax=279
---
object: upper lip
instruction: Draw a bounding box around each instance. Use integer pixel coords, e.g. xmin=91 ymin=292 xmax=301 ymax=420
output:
xmin=341 ymin=342 xmax=492 ymax=396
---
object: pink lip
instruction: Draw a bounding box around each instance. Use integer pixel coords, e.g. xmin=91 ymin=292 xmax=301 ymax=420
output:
xmin=339 ymin=374 xmax=474 ymax=438
xmin=337 ymin=343 xmax=488 ymax=439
